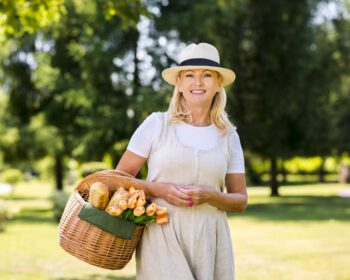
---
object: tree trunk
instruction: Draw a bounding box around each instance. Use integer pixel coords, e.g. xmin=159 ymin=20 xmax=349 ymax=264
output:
xmin=132 ymin=28 xmax=140 ymax=131
xmin=319 ymin=156 xmax=326 ymax=183
xmin=270 ymin=156 xmax=280 ymax=196
xmin=55 ymin=154 xmax=64 ymax=191
xmin=280 ymin=159 xmax=287 ymax=184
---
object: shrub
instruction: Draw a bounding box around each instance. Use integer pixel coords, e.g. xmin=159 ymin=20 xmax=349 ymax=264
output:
xmin=51 ymin=191 xmax=70 ymax=222
xmin=0 ymin=199 xmax=6 ymax=232
xmin=0 ymin=169 xmax=24 ymax=185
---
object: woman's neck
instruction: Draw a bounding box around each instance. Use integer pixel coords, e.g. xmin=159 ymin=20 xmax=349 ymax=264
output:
xmin=185 ymin=107 xmax=211 ymax=127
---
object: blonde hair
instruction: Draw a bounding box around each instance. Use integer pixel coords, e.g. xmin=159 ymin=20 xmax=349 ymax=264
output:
xmin=167 ymin=72 xmax=234 ymax=134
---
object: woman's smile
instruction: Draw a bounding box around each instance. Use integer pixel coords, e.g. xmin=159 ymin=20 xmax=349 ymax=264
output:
xmin=191 ymin=89 xmax=207 ymax=95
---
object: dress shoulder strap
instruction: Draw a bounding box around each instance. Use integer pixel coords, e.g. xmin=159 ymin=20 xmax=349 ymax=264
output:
xmin=148 ymin=112 xmax=169 ymax=155
xmin=158 ymin=112 xmax=169 ymax=145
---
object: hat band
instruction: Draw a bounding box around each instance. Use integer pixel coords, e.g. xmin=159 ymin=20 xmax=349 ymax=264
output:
xmin=179 ymin=58 xmax=221 ymax=67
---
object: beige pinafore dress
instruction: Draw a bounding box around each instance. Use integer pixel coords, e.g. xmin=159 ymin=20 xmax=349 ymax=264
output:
xmin=136 ymin=112 xmax=235 ymax=280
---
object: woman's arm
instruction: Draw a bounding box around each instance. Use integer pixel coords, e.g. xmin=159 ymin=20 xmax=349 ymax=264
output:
xmin=179 ymin=173 xmax=248 ymax=212
xmin=116 ymin=150 xmax=191 ymax=207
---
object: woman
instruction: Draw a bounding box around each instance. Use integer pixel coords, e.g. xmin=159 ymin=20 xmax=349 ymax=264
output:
xmin=117 ymin=42 xmax=247 ymax=280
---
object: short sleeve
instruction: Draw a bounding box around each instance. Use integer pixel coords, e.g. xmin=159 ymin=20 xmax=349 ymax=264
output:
xmin=227 ymin=130 xmax=245 ymax=173
xmin=127 ymin=113 xmax=162 ymax=158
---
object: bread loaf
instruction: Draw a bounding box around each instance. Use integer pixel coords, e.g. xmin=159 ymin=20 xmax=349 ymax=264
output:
xmin=88 ymin=182 xmax=109 ymax=210
xmin=105 ymin=187 xmax=129 ymax=215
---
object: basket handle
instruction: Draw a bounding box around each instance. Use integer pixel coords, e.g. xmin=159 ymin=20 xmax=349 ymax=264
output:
xmin=93 ymin=169 xmax=134 ymax=179
xmin=74 ymin=169 xmax=142 ymax=195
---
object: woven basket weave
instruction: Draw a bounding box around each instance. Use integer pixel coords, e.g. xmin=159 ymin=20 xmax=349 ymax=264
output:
xmin=58 ymin=170 xmax=144 ymax=270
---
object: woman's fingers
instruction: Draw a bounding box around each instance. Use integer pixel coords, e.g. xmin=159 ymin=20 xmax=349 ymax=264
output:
xmin=177 ymin=185 xmax=217 ymax=206
xmin=177 ymin=185 xmax=198 ymax=197
xmin=170 ymin=186 xmax=192 ymax=206
xmin=162 ymin=184 xmax=192 ymax=207
xmin=174 ymin=185 xmax=192 ymax=200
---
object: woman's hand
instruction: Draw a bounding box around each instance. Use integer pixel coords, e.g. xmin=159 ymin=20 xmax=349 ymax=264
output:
xmin=178 ymin=184 xmax=219 ymax=206
xmin=152 ymin=183 xmax=192 ymax=207
xmin=178 ymin=174 xmax=248 ymax=212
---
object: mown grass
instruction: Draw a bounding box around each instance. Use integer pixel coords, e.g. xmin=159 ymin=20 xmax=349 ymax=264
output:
xmin=230 ymin=184 xmax=350 ymax=280
xmin=0 ymin=180 xmax=349 ymax=280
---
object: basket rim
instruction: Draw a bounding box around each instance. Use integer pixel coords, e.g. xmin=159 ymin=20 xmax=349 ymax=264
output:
xmin=74 ymin=169 xmax=142 ymax=195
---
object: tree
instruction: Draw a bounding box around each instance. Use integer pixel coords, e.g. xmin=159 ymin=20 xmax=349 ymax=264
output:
xmin=152 ymin=0 xmax=342 ymax=195
xmin=0 ymin=0 xmax=151 ymax=189
xmin=332 ymin=6 xmax=350 ymax=155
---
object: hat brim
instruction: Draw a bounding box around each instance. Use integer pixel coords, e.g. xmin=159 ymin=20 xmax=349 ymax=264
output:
xmin=161 ymin=65 xmax=236 ymax=87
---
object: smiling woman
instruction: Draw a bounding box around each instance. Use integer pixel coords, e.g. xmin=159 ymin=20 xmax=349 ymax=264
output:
xmin=111 ymin=42 xmax=247 ymax=280
xmin=177 ymin=69 xmax=221 ymax=116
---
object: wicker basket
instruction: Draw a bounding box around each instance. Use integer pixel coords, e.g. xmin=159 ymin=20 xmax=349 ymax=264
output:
xmin=58 ymin=170 xmax=145 ymax=270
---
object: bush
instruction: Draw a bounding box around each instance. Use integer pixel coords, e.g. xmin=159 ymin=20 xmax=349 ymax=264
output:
xmin=51 ymin=191 xmax=70 ymax=222
xmin=79 ymin=162 xmax=110 ymax=178
xmin=0 ymin=169 xmax=24 ymax=185
xmin=0 ymin=199 xmax=6 ymax=232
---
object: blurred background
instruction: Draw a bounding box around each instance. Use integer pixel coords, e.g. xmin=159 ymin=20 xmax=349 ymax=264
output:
xmin=0 ymin=0 xmax=349 ymax=279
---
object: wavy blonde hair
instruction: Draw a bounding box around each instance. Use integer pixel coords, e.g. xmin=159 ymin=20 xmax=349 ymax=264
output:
xmin=167 ymin=71 xmax=234 ymax=134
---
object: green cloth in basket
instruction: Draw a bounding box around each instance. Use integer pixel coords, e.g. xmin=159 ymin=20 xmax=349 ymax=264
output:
xmin=78 ymin=202 xmax=136 ymax=240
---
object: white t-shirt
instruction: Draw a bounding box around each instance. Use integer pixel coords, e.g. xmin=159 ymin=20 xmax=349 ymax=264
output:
xmin=127 ymin=113 xmax=245 ymax=173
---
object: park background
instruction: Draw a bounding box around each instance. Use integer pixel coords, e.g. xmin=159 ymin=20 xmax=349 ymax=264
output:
xmin=0 ymin=0 xmax=349 ymax=279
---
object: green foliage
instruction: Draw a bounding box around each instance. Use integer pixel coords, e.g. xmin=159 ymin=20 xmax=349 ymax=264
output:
xmin=284 ymin=157 xmax=322 ymax=174
xmin=0 ymin=0 xmax=149 ymax=38
xmin=100 ymin=0 xmax=151 ymax=29
xmin=0 ymin=199 xmax=6 ymax=231
xmin=51 ymin=190 xmax=69 ymax=222
xmin=283 ymin=156 xmax=341 ymax=174
xmin=154 ymin=0 xmax=350 ymax=192
xmin=341 ymin=152 xmax=350 ymax=165
xmin=0 ymin=0 xmax=65 ymax=37
xmin=32 ymin=156 xmax=55 ymax=181
xmin=119 ymin=208 xmax=156 ymax=225
xmin=0 ymin=0 xmax=156 ymax=190
xmin=1 ymin=0 xmax=349 ymax=193
xmin=0 ymin=168 xmax=24 ymax=185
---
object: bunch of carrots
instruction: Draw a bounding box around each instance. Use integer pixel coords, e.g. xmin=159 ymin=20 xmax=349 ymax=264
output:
xmin=88 ymin=182 xmax=168 ymax=225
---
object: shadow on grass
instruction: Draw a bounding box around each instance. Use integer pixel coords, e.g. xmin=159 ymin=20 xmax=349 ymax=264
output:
xmin=9 ymin=208 xmax=56 ymax=224
xmin=254 ymin=180 xmax=339 ymax=187
xmin=53 ymin=275 xmax=135 ymax=280
xmin=282 ymin=180 xmax=339 ymax=186
xmin=229 ymin=195 xmax=350 ymax=221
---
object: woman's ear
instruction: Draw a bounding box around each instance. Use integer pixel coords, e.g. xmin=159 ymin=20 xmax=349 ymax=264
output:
xmin=218 ymin=75 xmax=223 ymax=87
xmin=217 ymin=78 xmax=223 ymax=92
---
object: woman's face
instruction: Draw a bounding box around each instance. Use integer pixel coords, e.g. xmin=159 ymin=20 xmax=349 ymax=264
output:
xmin=177 ymin=69 xmax=222 ymax=108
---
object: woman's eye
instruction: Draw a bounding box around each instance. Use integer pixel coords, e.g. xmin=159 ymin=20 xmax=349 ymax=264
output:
xmin=185 ymin=74 xmax=193 ymax=77
xmin=204 ymin=73 xmax=212 ymax=77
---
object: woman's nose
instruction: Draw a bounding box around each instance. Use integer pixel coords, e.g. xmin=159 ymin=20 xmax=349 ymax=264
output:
xmin=193 ymin=76 xmax=203 ymax=85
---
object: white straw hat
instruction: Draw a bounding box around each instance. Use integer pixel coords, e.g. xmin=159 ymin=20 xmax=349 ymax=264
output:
xmin=162 ymin=43 xmax=236 ymax=87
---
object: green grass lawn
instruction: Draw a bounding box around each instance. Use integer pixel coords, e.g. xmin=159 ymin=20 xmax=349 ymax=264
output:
xmin=0 ymin=180 xmax=349 ymax=280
